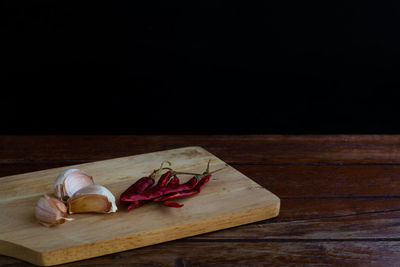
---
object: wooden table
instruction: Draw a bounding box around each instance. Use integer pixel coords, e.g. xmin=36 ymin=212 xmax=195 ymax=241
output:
xmin=1 ymin=135 xmax=400 ymax=266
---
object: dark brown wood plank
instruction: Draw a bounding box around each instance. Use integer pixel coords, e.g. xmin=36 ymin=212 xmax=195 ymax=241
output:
xmin=0 ymin=163 xmax=69 ymax=177
xmin=1 ymin=241 xmax=400 ymax=266
xmin=195 ymin=209 xmax=400 ymax=240
xmin=2 ymin=135 xmax=400 ymax=164
xmin=279 ymin=198 xmax=400 ymax=221
xmin=235 ymin=165 xmax=400 ymax=198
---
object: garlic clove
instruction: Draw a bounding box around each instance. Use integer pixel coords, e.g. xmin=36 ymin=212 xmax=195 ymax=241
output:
xmin=54 ymin=169 xmax=94 ymax=201
xmin=67 ymin=184 xmax=117 ymax=214
xmin=68 ymin=194 xmax=112 ymax=214
xmin=34 ymin=194 xmax=73 ymax=227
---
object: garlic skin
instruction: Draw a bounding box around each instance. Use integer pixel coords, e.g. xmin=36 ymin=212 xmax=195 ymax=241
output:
xmin=54 ymin=169 xmax=94 ymax=201
xmin=67 ymin=184 xmax=118 ymax=214
xmin=34 ymin=194 xmax=73 ymax=227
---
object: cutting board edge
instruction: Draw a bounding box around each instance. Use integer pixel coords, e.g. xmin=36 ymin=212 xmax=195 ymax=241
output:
xmin=0 ymin=238 xmax=43 ymax=266
xmin=7 ymin=198 xmax=280 ymax=266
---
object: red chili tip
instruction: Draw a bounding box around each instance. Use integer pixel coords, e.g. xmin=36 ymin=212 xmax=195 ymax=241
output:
xmin=163 ymin=200 xmax=184 ymax=208
xmin=127 ymin=203 xmax=138 ymax=211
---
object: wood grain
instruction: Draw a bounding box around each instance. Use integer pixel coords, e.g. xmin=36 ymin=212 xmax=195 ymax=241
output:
xmin=235 ymin=165 xmax=400 ymax=198
xmin=2 ymin=241 xmax=400 ymax=266
xmin=195 ymin=209 xmax=400 ymax=240
xmin=2 ymin=135 xmax=400 ymax=165
xmin=1 ymin=135 xmax=400 ymax=266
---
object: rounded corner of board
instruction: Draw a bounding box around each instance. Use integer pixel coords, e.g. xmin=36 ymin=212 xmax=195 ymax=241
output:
xmin=0 ymin=240 xmax=48 ymax=266
xmin=33 ymin=255 xmax=50 ymax=267
xmin=274 ymin=201 xmax=281 ymax=216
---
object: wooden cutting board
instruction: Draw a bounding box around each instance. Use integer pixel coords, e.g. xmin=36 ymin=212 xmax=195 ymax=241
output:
xmin=0 ymin=146 xmax=280 ymax=266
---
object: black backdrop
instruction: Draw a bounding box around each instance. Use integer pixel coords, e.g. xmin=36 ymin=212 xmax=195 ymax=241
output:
xmin=2 ymin=2 xmax=400 ymax=134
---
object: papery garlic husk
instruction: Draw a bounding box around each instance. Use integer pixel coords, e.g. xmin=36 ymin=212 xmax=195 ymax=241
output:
xmin=54 ymin=168 xmax=94 ymax=201
xmin=67 ymin=184 xmax=118 ymax=214
xmin=34 ymin=194 xmax=73 ymax=227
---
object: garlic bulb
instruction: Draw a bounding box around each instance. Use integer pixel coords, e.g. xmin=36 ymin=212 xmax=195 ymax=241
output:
xmin=54 ymin=169 xmax=94 ymax=201
xmin=34 ymin=194 xmax=73 ymax=227
xmin=67 ymin=184 xmax=117 ymax=214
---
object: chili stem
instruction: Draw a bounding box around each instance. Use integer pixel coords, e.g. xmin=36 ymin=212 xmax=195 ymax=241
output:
xmin=208 ymin=164 xmax=228 ymax=175
xmin=174 ymin=171 xmax=203 ymax=176
xmin=150 ymin=161 xmax=172 ymax=178
xmin=161 ymin=162 xmax=228 ymax=179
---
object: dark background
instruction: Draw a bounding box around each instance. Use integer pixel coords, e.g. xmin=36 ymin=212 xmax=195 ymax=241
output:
xmin=2 ymin=2 xmax=400 ymax=134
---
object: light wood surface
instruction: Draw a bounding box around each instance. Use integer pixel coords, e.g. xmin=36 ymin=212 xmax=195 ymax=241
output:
xmin=0 ymin=146 xmax=280 ymax=266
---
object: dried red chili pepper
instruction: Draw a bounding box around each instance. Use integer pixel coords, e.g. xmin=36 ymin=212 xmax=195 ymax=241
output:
xmin=153 ymin=174 xmax=211 ymax=202
xmin=142 ymin=161 xmax=222 ymax=204
xmin=194 ymin=173 xmax=211 ymax=191
xmin=127 ymin=200 xmax=148 ymax=211
xmin=167 ymin=176 xmax=180 ymax=187
xmin=156 ymin=168 xmax=173 ymax=187
xmin=153 ymin=190 xmax=197 ymax=202
xmin=122 ymin=171 xmax=182 ymax=210
xmin=120 ymin=177 xmax=154 ymax=201
xmin=120 ymin=161 xmax=171 ymax=211
xmin=120 ymin=174 xmax=198 ymax=202
xmin=119 ymin=177 xmax=154 ymax=211
xmin=162 ymin=200 xmax=184 ymax=208
xmin=120 ymin=160 xmax=227 ymax=210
